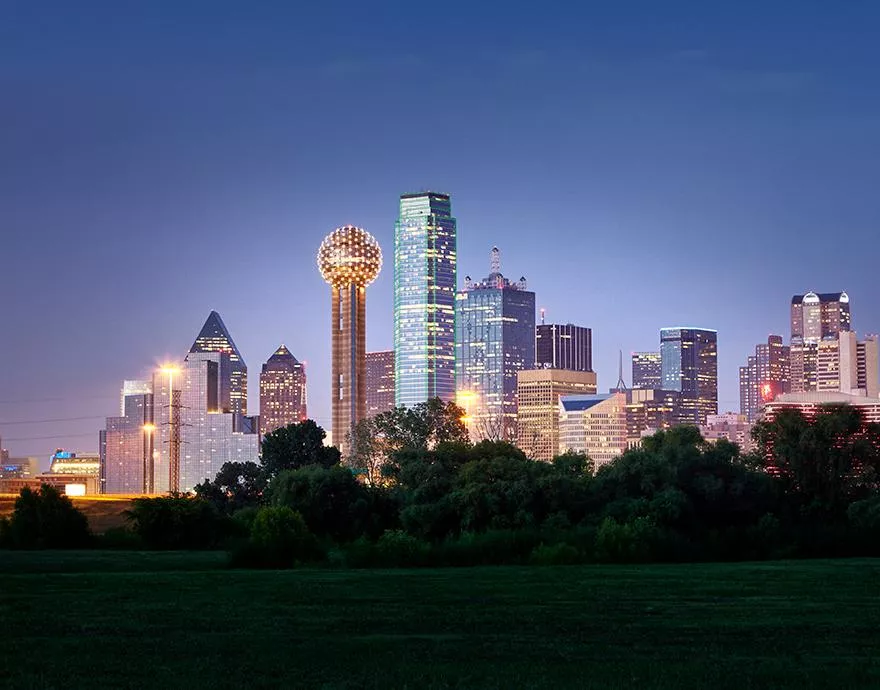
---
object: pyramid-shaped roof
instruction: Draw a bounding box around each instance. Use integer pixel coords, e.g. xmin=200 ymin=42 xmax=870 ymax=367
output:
xmin=189 ymin=311 xmax=245 ymax=364
xmin=267 ymin=344 xmax=299 ymax=363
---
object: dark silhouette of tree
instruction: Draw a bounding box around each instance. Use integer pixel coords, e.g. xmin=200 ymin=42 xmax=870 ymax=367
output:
xmin=194 ymin=461 xmax=266 ymax=513
xmin=2 ymin=485 xmax=91 ymax=549
xmin=260 ymin=420 xmax=340 ymax=478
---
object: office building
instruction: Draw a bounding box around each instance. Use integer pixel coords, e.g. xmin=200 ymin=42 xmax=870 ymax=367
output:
xmin=660 ymin=327 xmax=718 ymax=425
xmin=625 ymin=388 xmax=682 ymax=444
xmin=535 ymin=323 xmax=592 ymax=372
xmin=394 ymin=191 xmax=457 ymax=408
xmin=318 ymin=225 xmax=383 ymax=456
xmin=189 ymin=311 xmax=248 ymax=415
xmin=700 ymin=413 xmax=755 ymax=453
xmin=790 ymin=291 xmax=851 ymax=342
xmin=857 ymin=335 xmax=879 ymax=397
xmin=366 ymin=350 xmax=396 ymax=417
xmin=558 ymin=392 xmax=628 ymax=469
xmin=808 ymin=331 xmax=879 ymax=396
xmin=764 ymin=391 xmax=880 ymax=424
xmin=259 ymin=344 xmax=307 ymax=437
xmin=151 ymin=353 xmax=261 ymax=493
xmin=0 ymin=452 xmax=40 ymax=480
xmin=49 ymin=450 xmax=100 ymax=476
xmin=456 ymin=248 xmax=535 ymax=442
xmin=104 ymin=390 xmax=155 ymax=494
xmin=120 ymin=380 xmax=152 ymax=415
xmin=631 ymin=352 xmax=662 ymax=389
xmin=516 ymin=369 xmax=598 ymax=462
xmin=738 ymin=335 xmax=790 ymax=422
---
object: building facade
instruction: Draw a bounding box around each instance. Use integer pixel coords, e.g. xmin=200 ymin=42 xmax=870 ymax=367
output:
xmin=456 ymin=248 xmax=535 ymax=442
xmin=789 ymin=291 xmax=851 ymax=393
xmin=660 ymin=327 xmax=718 ymax=425
xmin=394 ymin=192 xmax=457 ymax=408
xmin=558 ymin=392 xmax=628 ymax=469
xmin=366 ymin=350 xmax=396 ymax=417
xmin=700 ymin=413 xmax=755 ymax=453
xmin=317 ymin=225 xmax=382 ymax=456
xmin=259 ymin=344 xmax=307 ymax=437
xmin=189 ymin=311 xmax=248 ymax=415
xmin=104 ymin=391 xmax=154 ymax=494
xmin=631 ymin=352 xmax=662 ymax=390
xmin=625 ymin=388 xmax=682 ymax=444
xmin=738 ymin=335 xmax=790 ymax=422
xmin=535 ymin=323 xmax=592 ymax=372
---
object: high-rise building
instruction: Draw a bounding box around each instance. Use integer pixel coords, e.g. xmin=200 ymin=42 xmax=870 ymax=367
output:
xmin=394 ymin=192 xmax=457 ymax=408
xmin=625 ymin=388 xmax=682 ymax=444
xmin=104 ymin=391 xmax=154 ymax=494
xmin=535 ymin=323 xmax=592 ymax=372
xmin=456 ymin=248 xmax=535 ymax=442
xmin=558 ymin=392 xmax=628 ymax=468
xmin=189 ymin=311 xmax=248 ymax=415
xmin=857 ymin=335 xmax=879 ymax=397
xmin=790 ymin=291 xmax=851 ymax=342
xmin=516 ymin=368 xmax=597 ymax=461
xmin=259 ymin=344 xmax=307 ymax=437
xmin=366 ymin=350 xmax=396 ymax=418
xmin=700 ymin=413 xmax=755 ymax=453
xmin=120 ymin=380 xmax=152 ymax=415
xmin=318 ymin=225 xmax=383 ymax=456
xmin=738 ymin=335 xmax=790 ymax=422
xmin=631 ymin=352 xmax=662 ymax=389
xmin=150 ymin=353 xmax=260 ymax=493
xmin=660 ymin=327 xmax=718 ymax=425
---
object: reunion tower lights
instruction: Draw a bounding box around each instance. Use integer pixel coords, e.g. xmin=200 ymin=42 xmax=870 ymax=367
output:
xmin=317 ymin=226 xmax=382 ymax=456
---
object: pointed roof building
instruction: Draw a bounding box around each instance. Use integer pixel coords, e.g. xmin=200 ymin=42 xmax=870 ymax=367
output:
xmin=259 ymin=344 xmax=307 ymax=437
xmin=188 ymin=311 xmax=248 ymax=415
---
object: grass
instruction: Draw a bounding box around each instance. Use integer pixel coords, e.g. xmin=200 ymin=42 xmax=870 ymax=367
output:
xmin=1 ymin=554 xmax=879 ymax=689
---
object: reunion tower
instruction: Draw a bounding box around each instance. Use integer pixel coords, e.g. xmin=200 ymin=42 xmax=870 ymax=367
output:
xmin=317 ymin=225 xmax=382 ymax=455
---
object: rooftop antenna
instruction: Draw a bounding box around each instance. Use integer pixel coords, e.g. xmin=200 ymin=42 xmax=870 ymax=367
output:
xmin=614 ymin=350 xmax=628 ymax=393
xmin=490 ymin=246 xmax=500 ymax=274
xmin=540 ymin=308 xmax=546 ymax=325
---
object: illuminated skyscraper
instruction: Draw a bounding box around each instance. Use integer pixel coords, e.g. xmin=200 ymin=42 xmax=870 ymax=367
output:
xmin=189 ymin=311 xmax=248 ymax=415
xmin=660 ymin=327 xmax=718 ymax=425
xmin=535 ymin=323 xmax=592 ymax=372
xmin=366 ymin=350 xmax=396 ymax=417
xmin=104 ymin=390 xmax=155 ymax=494
xmin=631 ymin=352 xmax=662 ymax=389
xmin=558 ymin=392 xmax=628 ymax=468
xmin=738 ymin=335 xmax=790 ymax=422
xmin=318 ymin=225 xmax=383 ymax=456
xmin=259 ymin=344 xmax=307 ymax=437
xmin=394 ymin=192 xmax=457 ymax=408
xmin=789 ymin=291 xmax=852 ymax=393
xmin=456 ymin=248 xmax=535 ymax=441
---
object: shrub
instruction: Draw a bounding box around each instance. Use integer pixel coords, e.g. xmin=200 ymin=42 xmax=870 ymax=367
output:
xmin=125 ymin=495 xmax=231 ymax=550
xmin=373 ymin=530 xmax=429 ymax=568
xmin=529 ymin=542 xmax=582 ymax=566
xmin=3 ymin=485 xmax=91 ymax=549
xmin=230 ymin=507 xmax=322 ymax=569
xmin=96 ymin=526 xmax=144 ymax=550
xmin=594 ymin=517 xmax=658 ymax=563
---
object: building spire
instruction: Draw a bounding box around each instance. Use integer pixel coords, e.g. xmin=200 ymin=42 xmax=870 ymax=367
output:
xmin=490 ymin=246 xmax=500 ymax=274
xmin=615 ymin=350 xmax=628 ymax=393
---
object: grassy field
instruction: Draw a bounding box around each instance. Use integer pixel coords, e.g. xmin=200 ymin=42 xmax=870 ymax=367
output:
xmin=1 ymin=554 xmax=879 ymax=689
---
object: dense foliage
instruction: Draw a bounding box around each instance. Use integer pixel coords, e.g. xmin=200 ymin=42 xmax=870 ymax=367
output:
xmin=6 ymin=401 xmax=880 ymax=565
xmin=0 ymin=485 xmax=91 ymax=549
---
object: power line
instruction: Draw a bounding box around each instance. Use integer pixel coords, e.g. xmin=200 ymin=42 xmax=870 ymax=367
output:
xmin=0 ymin=394 xmax=117 ymax=405
xmin=0 ymin=415 xmax=106 ymax=426
xmin=1 ymin=432 xmax=99 ymax=442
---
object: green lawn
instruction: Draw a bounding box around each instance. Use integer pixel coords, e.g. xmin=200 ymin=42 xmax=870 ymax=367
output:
xmin=1 ymin=554 xmax=879 ymax=689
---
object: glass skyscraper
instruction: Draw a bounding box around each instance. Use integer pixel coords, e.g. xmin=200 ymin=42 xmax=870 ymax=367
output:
xmin=394 ymin=192 xmax=457 ymax=408
xmin=189 ymin=311 xmax=248 ymax=415
xmin=660 ymin=327 xmax=718 ymax=425
xmin=456 ymin=249 xmax=535 ymax=442
xmin=259 ymin=344 xmax=308 ymax=437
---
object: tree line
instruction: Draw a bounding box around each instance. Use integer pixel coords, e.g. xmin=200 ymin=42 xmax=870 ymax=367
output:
xmin=3 ymin=399 xmax=880 ymax=568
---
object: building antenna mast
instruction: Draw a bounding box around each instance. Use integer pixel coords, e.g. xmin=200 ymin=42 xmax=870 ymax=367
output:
xmin=615 ymin=350 xmax=628 ymax=393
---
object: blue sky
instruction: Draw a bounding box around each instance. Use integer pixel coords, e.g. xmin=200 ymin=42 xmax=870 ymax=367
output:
xmin=1 ymin=1 xmax=879 ymax=462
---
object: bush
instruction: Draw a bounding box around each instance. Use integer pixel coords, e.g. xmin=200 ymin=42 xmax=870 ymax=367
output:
xmin=594 ymin=517 xmax=658 ymax=563
xmin=95 ymin=526 xmax=144 ymax=550
xmin=433 ymin=529 xmax=544 ymax=567
xmin=229 ymin=507 xmax=322 ymax=569
xmin=125 ymin=495 xmax=231 ymax=550
xmin=529 ymin=542 xmax=582 ymax=566
xmin=373 ymin=530 xmax=429 ymax=568
xmin=3 ymin=485 xmax=91 ymax=549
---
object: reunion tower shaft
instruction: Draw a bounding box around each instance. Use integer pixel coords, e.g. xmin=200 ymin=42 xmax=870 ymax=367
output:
xmin=317 ymin=226 xmax=382 ymax=456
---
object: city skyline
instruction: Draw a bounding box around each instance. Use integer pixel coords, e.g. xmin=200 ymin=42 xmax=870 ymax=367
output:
xmin=3 ymin=4 xmax=880 ymax=462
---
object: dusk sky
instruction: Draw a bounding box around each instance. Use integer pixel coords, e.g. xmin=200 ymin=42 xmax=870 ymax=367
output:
xmin=2 ymin=1 xmax=879 ymax=464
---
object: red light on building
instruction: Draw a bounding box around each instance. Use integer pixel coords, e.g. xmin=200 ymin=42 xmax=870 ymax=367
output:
xmin=760 ymin=383 xmax=774 ymax=402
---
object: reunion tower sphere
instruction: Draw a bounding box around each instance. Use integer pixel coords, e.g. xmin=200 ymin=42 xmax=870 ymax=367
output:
xmin=317 ymin=225 xmax=382 ymax=288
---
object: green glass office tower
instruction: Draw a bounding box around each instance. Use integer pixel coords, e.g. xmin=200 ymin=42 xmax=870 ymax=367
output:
xmin=394 ymin=192 xmax=457 ymax=407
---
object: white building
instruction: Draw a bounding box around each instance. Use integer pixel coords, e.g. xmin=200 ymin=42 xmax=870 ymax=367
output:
xmin=558 ymin=392 xmax=628 ymax=469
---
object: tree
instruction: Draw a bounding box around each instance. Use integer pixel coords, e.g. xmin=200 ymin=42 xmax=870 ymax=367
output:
xmin=373 ymin=398 xmax=469 ymax=454
xmin=346 ymin=418 xmax=390 ymax=486
xmin=246 ymin=507 xmax=321 ymax=567
xmin=260 ymin=420 xmax=340 ymax=478
xmin=753 ymin=405 xmax=880 ymax=516
xmin=194 ymin=461 xmax=266 ymax=513
xmin=125 ymin=495 xmax=231 ymax=550
xmin=3 ymin=485 xmax=91 ymax=549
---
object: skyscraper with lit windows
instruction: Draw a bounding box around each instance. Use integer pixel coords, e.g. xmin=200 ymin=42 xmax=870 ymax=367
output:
xmin=259 ymin=344 xmax=307 ymax=437
xmin=631 ymin=352 xmax=662 ymax=389
xmin=394 ymin=192 xmax=457 ymax=408
xmin=189 ymin=311 xmax=248 ymax=415
xmin=456 ymin=248 xmax=534 ymax=442
xmin=660 ymin=327 xmax=718 ymax=425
